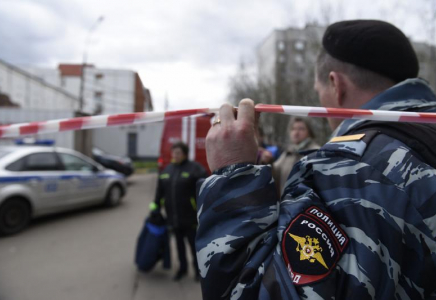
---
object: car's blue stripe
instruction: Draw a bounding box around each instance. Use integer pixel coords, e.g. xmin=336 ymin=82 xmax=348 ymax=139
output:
xmin=0 ymin=176 xmax=43 ymax=183
xmin=0 ymin=174 xmax=123 ymax=183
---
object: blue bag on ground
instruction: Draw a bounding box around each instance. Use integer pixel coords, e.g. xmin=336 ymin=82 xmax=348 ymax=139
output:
xmin=135 ymin=211 xmax=171 ymax=272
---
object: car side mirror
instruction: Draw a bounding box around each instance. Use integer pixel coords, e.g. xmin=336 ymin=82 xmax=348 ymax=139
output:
xmin=92 ymin=165 xmax=100 ymax=173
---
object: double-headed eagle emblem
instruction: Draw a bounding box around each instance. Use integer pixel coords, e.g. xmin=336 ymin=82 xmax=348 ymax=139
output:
xmin=289 ymin=233 xmax=328 ymax=269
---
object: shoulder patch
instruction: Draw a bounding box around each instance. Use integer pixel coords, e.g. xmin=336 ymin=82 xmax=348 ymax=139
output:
xmin=330 ymin=133 xmax=365 ymax=143
xmin=281 ymin=206 xmax=348 ymax=286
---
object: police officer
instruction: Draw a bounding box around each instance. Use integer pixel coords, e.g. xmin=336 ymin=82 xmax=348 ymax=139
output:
xmin=153 ymin=141 xmax=207 ymax=281
xmin=196 ymin=20 xmax=436 ymax=299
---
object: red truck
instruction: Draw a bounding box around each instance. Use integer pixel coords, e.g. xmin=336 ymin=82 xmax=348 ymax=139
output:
xmin=157 ymin=115 xmax=212 ymax=174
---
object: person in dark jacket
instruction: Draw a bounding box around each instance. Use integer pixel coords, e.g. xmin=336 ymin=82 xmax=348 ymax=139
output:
xmin=153 ymin=141 xmax=208 ymax=281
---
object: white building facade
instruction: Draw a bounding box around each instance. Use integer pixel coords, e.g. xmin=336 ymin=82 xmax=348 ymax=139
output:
xmin=0 ymin=61 xmax=160 ymax=159
xmin=22 ymin=63 xmax=158 ymax=159
xmin=0 ymin=59 xmax=78 ymax=111
xmin=0 ymin=60 xmax=79 ymax=149
xmin=25 ymin=64 xmax=153 ymax=116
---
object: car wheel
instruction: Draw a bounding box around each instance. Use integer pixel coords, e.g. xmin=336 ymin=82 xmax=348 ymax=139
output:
xmin=0 ymin=198 xmax=31 ymax=236
xmin=105 ymin=184 xmax=123 ymax=207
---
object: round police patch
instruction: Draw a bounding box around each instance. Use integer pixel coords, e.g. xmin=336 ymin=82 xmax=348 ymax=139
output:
xmin=281 ymin=206 xmax=348 ymax=285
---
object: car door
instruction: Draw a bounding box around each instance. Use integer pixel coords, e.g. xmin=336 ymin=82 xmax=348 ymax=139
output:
xmin=57 ymin=152 xmax=105 ymax=205
xmin=18 ymin=152 xmax=71 ymax=212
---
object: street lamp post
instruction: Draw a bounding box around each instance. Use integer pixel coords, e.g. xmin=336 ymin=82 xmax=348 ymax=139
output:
xmin=78 ymin=16 xmax=104 ymax=113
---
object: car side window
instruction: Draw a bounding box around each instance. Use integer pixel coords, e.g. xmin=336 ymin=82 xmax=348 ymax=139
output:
xmin=58 ymin=153 xmax=94 ymax=172
xmin=5 ymin=157 xmax=26 ymax=171
xmin=23 ymin=153 xmax=61 ymax=171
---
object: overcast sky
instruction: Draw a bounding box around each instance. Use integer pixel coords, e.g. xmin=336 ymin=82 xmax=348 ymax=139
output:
xmin=0 ymin=0 xmax=434 ymax=111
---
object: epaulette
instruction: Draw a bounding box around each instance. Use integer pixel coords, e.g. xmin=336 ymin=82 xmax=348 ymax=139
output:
xmin=320 ymin=131 xmax=379 ymax=158
xmin=343 ymin=121 xmax=436 ymax=169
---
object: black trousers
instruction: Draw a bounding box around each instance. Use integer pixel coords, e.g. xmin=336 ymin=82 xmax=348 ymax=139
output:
xmin=173 ymin=226 xmax=198 ymax=274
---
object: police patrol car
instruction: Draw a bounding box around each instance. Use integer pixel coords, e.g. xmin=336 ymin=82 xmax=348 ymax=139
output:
xmin=0 ymin=146 xmax=127 ymax=235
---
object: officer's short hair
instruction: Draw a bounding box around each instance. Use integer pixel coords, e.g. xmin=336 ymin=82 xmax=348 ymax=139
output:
xmin=316 ymin=49 xmax=395 ymax=92
xmin=171 ymin=141 xmax=189 ymax=156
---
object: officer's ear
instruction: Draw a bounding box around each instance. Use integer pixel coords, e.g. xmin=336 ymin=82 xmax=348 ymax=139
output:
xmin=328 ymin=71 xmax=347 ymax=107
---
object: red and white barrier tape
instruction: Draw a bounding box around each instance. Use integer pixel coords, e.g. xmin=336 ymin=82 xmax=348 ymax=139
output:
xmin=256 ymin=104 xmax=436 ymax=122
xmin=0 ymin=108 xmax=217 ymax=138
xmin=2 ymin=104 xmax=436 ymax=138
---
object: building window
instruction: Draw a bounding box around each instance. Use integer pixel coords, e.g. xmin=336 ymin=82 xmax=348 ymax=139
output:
xmin=294 ymin=40 xmax=305 ymax=51
xmin=278 ymin=55 xmax=286 ymax=63
xmin=95 ymin=73 xmax=104 ymax=80
xmin=94 ymin=91 xmax=103 ymax=114
xmin=294 ymin=54 xmax=304 ymax=64
xmin=95 ymin=91 xmax=103 ymax=102
xmin=278 ymin=41 xmax=285 ymax=51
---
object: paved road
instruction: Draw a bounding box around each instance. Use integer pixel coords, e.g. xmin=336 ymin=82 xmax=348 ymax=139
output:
xmin=0 ymin=174 xmax=202 ymax=300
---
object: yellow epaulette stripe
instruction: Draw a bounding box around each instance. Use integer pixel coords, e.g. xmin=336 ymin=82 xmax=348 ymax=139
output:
xmin=330 ymin=133 xmax=365 ymax=143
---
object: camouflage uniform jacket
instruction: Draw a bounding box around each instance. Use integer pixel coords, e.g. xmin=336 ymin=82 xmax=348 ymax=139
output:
xmin=196 ymin=79 xmax=436 ymax=300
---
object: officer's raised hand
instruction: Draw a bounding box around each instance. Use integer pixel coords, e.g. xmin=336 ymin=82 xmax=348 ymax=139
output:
xmin=206 ymin=99 xmax=258 ymax=172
